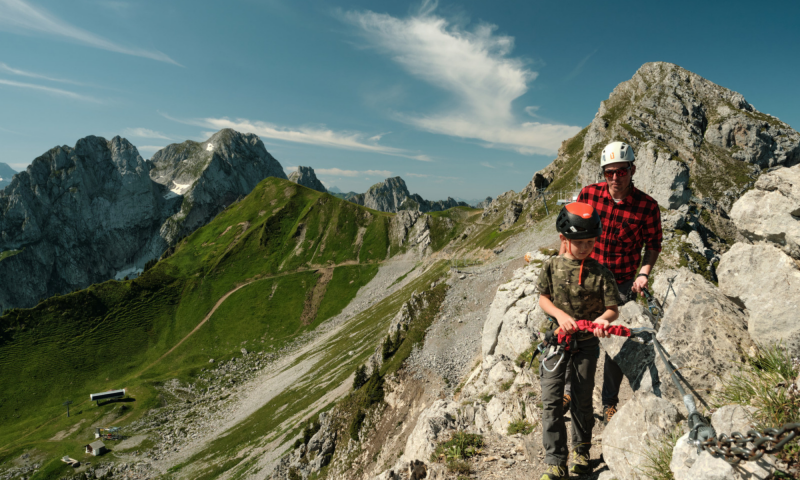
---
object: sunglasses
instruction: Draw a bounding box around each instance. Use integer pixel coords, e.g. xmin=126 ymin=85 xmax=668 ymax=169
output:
xmin=603 ymin=167 xmax=631 ymax=179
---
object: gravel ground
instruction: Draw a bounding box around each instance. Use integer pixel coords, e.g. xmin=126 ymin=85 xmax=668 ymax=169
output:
xmin=407 ymin=221 xmax=559 ymax=390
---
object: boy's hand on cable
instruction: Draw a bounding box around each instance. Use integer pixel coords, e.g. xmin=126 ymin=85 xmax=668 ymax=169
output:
xmin=593 ymin=318 xmax=610 ymax=338
xmin=557 ymin=313 xmax=578 ymax=334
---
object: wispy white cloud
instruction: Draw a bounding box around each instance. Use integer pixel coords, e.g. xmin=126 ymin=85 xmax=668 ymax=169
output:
xmin=565 ymin=49 xmax=597 ymax=81
xmin=480 ymin=162 xmax=495 ymax=169
xmin=0 ymin=78 xmax=99 ymax=102
xmin=0 ymin=61 xmax=90 ymax=86
xmin=316 ymin=168 xmax=392 ymax=178
xmin=122 ymin=127 xmax=171 ymax=140
xmin=0 ymin=0 xmax=179 ymax=65
xmin=342 ymin=6 xmax=581 ymax=155
xmin=137 ymin=145 xmax=164 ymax=156
xmin=163 ymin=113 xmax=431 ymax=162
xmin=524 ymin=106 xmax=540 ymax=117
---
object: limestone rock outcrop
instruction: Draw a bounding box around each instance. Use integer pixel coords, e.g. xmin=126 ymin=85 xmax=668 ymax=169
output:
xmin=638 ymin=269 xmax=756 ymax=410
xmin=718 ymin=242 xmax=800 ymax=355
xmin=729 ymin=163 xmax=800 ymax=259
xmin=481 ymin=252 xmax=550 ymax=360
xmin=603 ymin=391 xmax=682 ymax=480
xmin=288 ymin=166 xmax=327 ymax=193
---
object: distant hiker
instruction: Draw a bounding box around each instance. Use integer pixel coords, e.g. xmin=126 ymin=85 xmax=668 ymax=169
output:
xmin=559 ymin=141 xmax=663 ymax=425
xmin=538 ymin=203 xmax=620 ymax=480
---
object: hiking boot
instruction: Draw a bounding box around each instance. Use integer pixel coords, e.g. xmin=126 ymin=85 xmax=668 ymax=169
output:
xmin=569 ymin=451 xmax=591 ymax=475
xmin=540 ymin=464 xmax=568 ymax=480
xmin=562 ymin=393 xmax=572 ymax=410
xmin=603 ymin=404 xmax=617 ymax=425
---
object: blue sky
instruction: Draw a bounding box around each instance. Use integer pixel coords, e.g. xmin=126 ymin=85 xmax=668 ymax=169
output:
xmin=0 ymin=0 xmax=798 ymax=201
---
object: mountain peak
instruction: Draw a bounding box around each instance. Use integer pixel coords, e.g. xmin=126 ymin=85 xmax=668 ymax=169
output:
xmin=288 ymin=166 xmax=327 ymax=193
xmin=533 ymin=61 xmax=799 ymax=212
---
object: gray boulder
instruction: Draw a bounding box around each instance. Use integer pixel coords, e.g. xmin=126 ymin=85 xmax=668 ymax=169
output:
xmin=400 ymin=400 xmax=465 ymax=465
xmin=671 ymin=405 xmax=775 ymax=480
xmin=718 ymin=242 xmax=800 ymax=355
xmin=639 ymin=269 xmax=756 ymax=410
xmin=481 ymin=256 xmax=549 ymax=360
xmin=602 ymin=391 xmax=682 ymax=480
xmin=729 ymin=164 xmax=800 ymax=259
xmin=633 ymin=141 xmax=692 ymax=209
xmin=288 ymin=166 xmax=327 ymax=193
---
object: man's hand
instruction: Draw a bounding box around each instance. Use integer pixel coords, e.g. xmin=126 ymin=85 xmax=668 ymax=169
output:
xmin=556 ymin=313 xmax=578 ymax=334
xmin=632 ymin=275 xmax=648 ymax=296
xmin=593 ymin=318 xmax=610 ymax=338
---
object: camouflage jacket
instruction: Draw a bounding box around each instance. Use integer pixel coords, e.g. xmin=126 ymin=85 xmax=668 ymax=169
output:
xmin=537 ymin=256 xmax=619 ymax=340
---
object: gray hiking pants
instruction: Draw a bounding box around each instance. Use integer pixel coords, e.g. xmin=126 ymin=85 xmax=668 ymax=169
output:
xmin=540 ymin=341 xmax=600 ymax=465
xmin=564 ymin=278 xmax=634 ymax=407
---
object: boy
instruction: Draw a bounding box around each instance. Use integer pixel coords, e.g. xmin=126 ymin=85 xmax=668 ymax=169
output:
xmin=537 ymin=202 xmax=620 ymax=480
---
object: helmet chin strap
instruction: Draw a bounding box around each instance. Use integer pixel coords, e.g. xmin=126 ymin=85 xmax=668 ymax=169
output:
xmin=567 ymin=240 xmax=585 ymax=286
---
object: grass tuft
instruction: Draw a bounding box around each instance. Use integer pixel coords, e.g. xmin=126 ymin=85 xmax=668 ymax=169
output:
xmin=638 ymin=426 xmax=683 ymax=480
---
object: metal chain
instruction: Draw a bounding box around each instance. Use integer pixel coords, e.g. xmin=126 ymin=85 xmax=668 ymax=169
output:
xmin=696 ymin=423 xmax=800 ymax=465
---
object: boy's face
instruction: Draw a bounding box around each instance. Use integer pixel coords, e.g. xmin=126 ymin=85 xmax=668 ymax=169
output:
xmin=561 ymin=235 xmax=596 ymax=260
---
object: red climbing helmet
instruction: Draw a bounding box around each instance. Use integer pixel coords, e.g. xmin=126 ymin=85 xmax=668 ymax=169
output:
xmin=556 ymin=202 xmax=602 ymax=240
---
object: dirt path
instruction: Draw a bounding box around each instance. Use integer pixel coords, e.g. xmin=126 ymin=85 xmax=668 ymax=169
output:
xmin=141 ymin=256 xmax=423 ymax=477
xmin=140 ymin=281 xmax=255 ymax=375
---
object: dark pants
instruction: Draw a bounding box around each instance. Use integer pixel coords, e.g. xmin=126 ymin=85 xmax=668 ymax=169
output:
xmin=564 ymin=279 xmax=634 ymax=408
xmin=540 ymin=340 xmax=600 ymax=465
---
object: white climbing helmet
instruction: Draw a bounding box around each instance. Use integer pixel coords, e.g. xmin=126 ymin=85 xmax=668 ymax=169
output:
xmin=600 ymin=141 xmax=636 ymax=168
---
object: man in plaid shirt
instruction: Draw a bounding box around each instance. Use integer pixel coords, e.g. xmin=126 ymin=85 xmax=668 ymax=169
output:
xmin=559 ymin=141 xmax=662 ymax=424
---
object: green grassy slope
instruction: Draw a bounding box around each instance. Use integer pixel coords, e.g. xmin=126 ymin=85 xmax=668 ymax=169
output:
xmin=0 ymin=177 xmax=490 ymax=464
xmin=0 ymin=179 xmax=392 ymax=445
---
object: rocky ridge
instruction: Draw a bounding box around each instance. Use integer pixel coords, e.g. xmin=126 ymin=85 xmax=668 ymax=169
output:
xmin=0 ymin=162 xmax=14 ymax=190
xmin=0 ymin=129 xmax=287 ymax=312
xmin=288 ymin=166 xmax=327 ymax=193
xmin=149 ymin=128 xmax=287 ymax=246
xmin=346 ymin=177 xmax=470 ymax=213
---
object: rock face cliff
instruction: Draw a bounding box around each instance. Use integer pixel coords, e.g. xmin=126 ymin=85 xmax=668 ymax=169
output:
xmin=0 ymin=163 xmax=14 ymax=190
xmin=0 ymin=136 xmax=170 ymax=312
xmin=288 ymin=166 xmax=327 ymax=193
xmin=0 ymin=129 xmax=287 ymax=312
xmin=150 ymin=129 xmax=287 ymax=246
xmin=346 ymin=176 xmax=469 ymax=213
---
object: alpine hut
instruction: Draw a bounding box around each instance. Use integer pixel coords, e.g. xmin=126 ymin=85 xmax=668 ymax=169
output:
xmin=85 ymin=440 xmax=107 ymax=456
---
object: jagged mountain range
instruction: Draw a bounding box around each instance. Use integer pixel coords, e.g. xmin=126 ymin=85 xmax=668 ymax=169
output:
xmin=2 ymin=61 xmax=800 ymax=480
xmin=344 ymin=176 xmax=470 ymax=213
xmin=0 ymin=129 xmax=287 ymax=312
xmin=0 ymin=162 xmax=14 ymax=190
xmin=290 ymin=168 xmax=472 ymax=213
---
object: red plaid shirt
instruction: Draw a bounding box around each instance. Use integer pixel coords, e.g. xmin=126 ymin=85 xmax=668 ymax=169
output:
xmin=577 ymin=182 xmax=662 ymax=284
